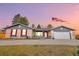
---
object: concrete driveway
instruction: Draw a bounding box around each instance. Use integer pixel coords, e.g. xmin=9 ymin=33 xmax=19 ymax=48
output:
xmin=0 ymin=39 xmax=79 ymax=46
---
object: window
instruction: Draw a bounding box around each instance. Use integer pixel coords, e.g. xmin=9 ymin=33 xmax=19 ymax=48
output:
xmin=60 ymin=28 xmax=63 ymax=30
xmin=36 ymin=32 xmax=43 ymax=37
xmin=11 ymin=29 xmax=17 ymax=36
xmin=22 ymin=29 xmax=26 ymax=36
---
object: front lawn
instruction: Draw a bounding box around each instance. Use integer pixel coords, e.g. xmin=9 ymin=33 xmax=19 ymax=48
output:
xmin=0 ymin=45 xmax=77 ymax=56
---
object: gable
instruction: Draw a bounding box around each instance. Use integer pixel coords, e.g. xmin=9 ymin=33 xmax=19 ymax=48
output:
xmin=4 ymin=24 xmax=32 ymax=30
xmin=53 ymin=26 xmax=74 ymax=32
xmin=8 ymin=25 xmax=26 ymax=29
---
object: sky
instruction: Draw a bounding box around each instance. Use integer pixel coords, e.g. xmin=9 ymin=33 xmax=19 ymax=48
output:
xmin=0 ymin=3 xmax=79 ymax=32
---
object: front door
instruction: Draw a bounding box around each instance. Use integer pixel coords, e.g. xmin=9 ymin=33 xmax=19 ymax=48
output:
xmin=44 ymin=32 xmax=48 ymax=38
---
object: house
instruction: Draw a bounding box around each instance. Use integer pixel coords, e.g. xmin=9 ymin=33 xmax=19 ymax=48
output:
xmin=4 ymin=23 xmax=33 ymax=38
xmin=51 ymin=26 xmax=75 ymax=39
xmin=3 ymin=24 xmax=75 ymax=40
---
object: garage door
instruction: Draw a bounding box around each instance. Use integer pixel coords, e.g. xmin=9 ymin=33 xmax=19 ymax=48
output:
xmin=54 ymin=32 xmax=70 ymax=39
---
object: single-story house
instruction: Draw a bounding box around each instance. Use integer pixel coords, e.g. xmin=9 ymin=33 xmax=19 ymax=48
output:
xmin=3 ymin=24 xmax=75 ymax=40
xmin=4 ymin=23 xmax=33 ymax=38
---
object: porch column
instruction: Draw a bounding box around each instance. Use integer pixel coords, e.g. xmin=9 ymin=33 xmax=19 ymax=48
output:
xmin=43 ymin=32 xmax=45 ymax=38
xmin=47 ymin=32 xmax=48 ymax=38
xmin=26 ymin=30 xmax=27 ymax=39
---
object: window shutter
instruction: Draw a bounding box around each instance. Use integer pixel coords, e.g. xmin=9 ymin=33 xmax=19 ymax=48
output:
xmin=16 ymin=29 xmax=17 ymax=37
xmin=26 ymin=30 xmax=27 ymax=38
xmin=10 ymin=29 xmax=12 ymax=38
xmin=20 ymin=29 xmax=22 ymax=37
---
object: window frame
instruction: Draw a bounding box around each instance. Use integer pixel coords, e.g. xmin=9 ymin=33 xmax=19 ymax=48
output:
xmin=21 ymin=29 xmax=27 ymax=37
xmin=36 ymin=32 xmax=43 ymax=37
xmin=10 ymin=29 xmax=17 ymax=37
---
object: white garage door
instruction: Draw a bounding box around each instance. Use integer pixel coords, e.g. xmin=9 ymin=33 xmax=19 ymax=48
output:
xmin=54 ymin=32 xmax=70 ymax=39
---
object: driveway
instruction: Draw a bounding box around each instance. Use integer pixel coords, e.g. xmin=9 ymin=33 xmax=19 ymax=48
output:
xmin=0 ymin=39 xmax=79 ymax=46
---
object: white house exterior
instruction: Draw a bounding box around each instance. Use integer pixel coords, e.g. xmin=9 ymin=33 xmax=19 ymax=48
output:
xmin=4 ymin=24 xmax=75 ymax=40
xmin=4 ymin=24 xmax=33 ymax=38
xmin=51 ymin=26 xmax=75 ymax=40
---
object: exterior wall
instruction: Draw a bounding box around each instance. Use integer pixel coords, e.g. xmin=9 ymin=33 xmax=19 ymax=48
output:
xmin=6 ymin=29 xmax=21 ymax=38
xmin=47 ymin=31 xmax=51 ymax=38
xmin=51 ymin=30 xmax=54 ymax=38
xmin=5 ymin=24 xmax=33 ymax=38
xmin=27 ymin=29 xmax=32 ymax=38
xmin=70 ymin=31 xmax=75 ymax=39
xmin=5 ymin=29 xmax=11 ymax=38
xmin=5 ymin=29 xmax=33 ymax=38
xmin=17 ymin=29 xmax=21 ymax=38
xmin=32 ymin=31 xmax=35 ymax=37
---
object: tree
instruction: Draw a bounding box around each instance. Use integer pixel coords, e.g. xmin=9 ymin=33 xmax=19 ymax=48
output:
xmin=12 ymin=14 xmax=29 ymax=25
xmin=19 ymin=17 xmax=29 ymax=25
xmin=32 ymin=24 xmax=35 ymax=28
xmin=12 ymin=14 xmax=20 ymax=25
xmin=47 ymin=24 xmax=53 ymax=29
xmin=37 ymin=24 xmax=41 ymax=29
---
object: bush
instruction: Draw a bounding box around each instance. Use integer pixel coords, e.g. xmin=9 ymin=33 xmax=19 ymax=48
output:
xmin=75 ymin=35 xmax=79 ymax=40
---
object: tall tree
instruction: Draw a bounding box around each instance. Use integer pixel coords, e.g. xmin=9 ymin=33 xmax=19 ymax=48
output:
xmin=32 ymin=24 xmax=35 ymax=28
xmin=47 ymin=24 xmax=53 ymax=29
xmin=12 ymin=14 xmax=29 ymax=25
xmin=12 ymin=14 xmax=20 ymax=25
xmin=37 ymin=24 xmax=41 ymax=29
xmin=19 ymin=17 xmax=29 ymax=25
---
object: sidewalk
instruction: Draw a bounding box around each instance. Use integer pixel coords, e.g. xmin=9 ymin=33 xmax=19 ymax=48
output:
xmin=0 ymin=39 xmax=79 ymax=46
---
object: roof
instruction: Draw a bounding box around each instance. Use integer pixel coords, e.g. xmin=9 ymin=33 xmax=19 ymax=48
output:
xmin=33 ymin=28 xmax=51 ymax=32
xmin=3 ymin=24 xmax=75 ymax=31
xmin=52 ymin=26 xmax=75 ymax=31
xmin=3 ymin=23 xmax=32 ymax=29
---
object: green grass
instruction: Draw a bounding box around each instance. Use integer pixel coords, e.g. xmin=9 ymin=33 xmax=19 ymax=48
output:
xmin=0 ymin=45 xmax=77 ymax=56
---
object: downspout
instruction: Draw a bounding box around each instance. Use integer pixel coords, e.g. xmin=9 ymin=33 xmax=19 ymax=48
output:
xmin=69 ymin=31 xmax=72 ymax=40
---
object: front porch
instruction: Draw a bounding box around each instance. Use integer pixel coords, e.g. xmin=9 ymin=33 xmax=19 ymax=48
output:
xmin=32 ymin=29 xmax=51 ymax=39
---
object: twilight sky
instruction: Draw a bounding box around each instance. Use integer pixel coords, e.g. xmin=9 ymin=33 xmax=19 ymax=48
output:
xmin=0 ymin=3 xmax=79 ymax=31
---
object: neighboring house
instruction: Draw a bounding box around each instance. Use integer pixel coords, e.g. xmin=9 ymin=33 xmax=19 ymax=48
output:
xmin=4 ymin=23 xmax=33 ymax=38
xmin=3 ymin=24 xmax=75 ymax=40
xmin=51 ymin=26 xmax=75 ymax=39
